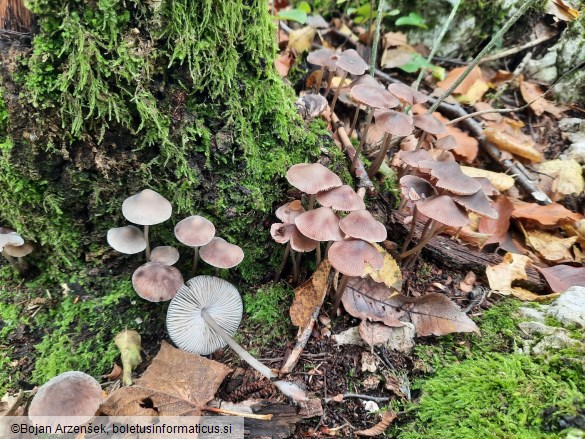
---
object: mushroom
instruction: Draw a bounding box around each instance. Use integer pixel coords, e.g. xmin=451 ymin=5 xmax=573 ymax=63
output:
xmin=0 ymin=229 xmax=25 ymax=273
xmin=295 ymin=207 xmax=343 ymax=265
xmin=174 ymin=215 xmax=216 ymax=272
xmin=167 ymin=276 xmax=307 ymax=402
xmin=3 ymin=242 xmax=33 ymax=274
xmin=316 ymin=185 xmax=365 ymax=211
xmin=412 ymin=114 xmax=447 ymax=152
xmin=339 ymin=209 xmax=387 ymax=242
xmin=329 ymin=49 xmax=369 ymax=113
xmin=132 ymin=261 xmax=184 ymax=302
xmin=398 ymin=175 xmax=438 ymax=253
xmin=387 ymin=83 xmax=429 ymax=106
xmin=286 ymin=163 xmax=342 ymax=209
xmin=306 ymin=48 xmax=337 ymax=94
xmin=122 ymin=189 xmax=172 ymax=260
xmin=107 ymin=225 xmax=147 ymax=255
xmin=150 ymin=246 xmax=180 ymax=265
xmin=417 ymin=160 xmax=482 ymax=195
xmin=28 ymin=371 xmax=103 ymax=428
xmin=199 ymin=237 xmax=244 ymax=274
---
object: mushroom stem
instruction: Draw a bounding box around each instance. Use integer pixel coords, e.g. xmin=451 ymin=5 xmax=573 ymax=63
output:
xmin=400 ymin=206 xmax=419 ymax=254
xmin=368 ymin=132 xmax=393 ymax=177
xmin=351 ymin=106 xmax=373 ymax=172
xmin=324 ymin=71 xmax=335 ymax=96
xmin=330 ymin=70 xmax=347 ymax=114
xmin=348 ymin=105 xmax=361 ymax=138
xmin=275 ymin=242 xmax=291 ymax=282
xmin=143 ymin=225 xmax=150 ymax=260
xmin=331 ymin=273 xmax=350 ymax=315
xmin=193 ymin=247 xmax=200 ymax=274
xmin=17 ymin=257 xmax=27 ymax=275
xmin=325 ymin=240 xmax=333 ymax=258
xmin=413 ymin=131 xmax=426 ymax=151
xmin=290 ymin=248 xmax=299 ymax=283
xmin=308 ymin=194 xmax=316 ymax=210
xmin=1 ymin=251 xmax=19 ymax=273
xmin=314 ymin=66 xmax=326 ymax=94
xmin=399 ymin=222 xmax=447 ymax=260
xmin=201 ymin=309 xmax=307 ymax=402
xmin=316 ymin=243 xmax=321 ymax=267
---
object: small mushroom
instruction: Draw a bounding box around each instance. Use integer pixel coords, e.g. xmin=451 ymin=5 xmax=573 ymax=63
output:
xmin=122 ymin=189 xmax=172 ymax=260
xmin=316 ymin=185 xmax=365 ymax=211
xmin=174 ymin=215 xmax=216 ymax=272
xmin=418 ymin=160 xmax=482 ymax=195
xmin=199 ymin=237 xmax=244 ymax=274
xmin=0 ymin=230 xmax=26 ymax=274
xmin=150 ymin=246 xmax=180 ymax=265
xmin=399 ymin=175 xmax=438 ymax=253
xmin=286 ymin=163 xmax=342 ymax=209
xmin=167 ymin=276 xmax=307 ymax=402
xmin=387 ymin=83 xmax=429 ymax=106
xmin=28 ymin=371 xmax=103 ymax=428
xmin=107 ymin=225 xmax=147 ymax=255
xmin=339 ymin=210 xmax=387 ymax=242
xmin=3 ymin=242 xmax=33 ymax=274
xmin=329 ymin=49 xmax=369 ymax=113
xmin=307 ymin=48 xmax=337 ymax=94
xmin=295 ymin=206 xmax=343 ymax=266
xmin=132 ymin=261 xmax=184 ymax=302
xmin=275 ymin=200 xmax=305 ymax=223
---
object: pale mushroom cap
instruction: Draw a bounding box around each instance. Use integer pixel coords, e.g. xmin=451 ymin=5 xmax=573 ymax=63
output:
xmin=418 ymin=160 xmax=482 ymax=195
xmin=434 ymin=135 xmax=458 ymax=150
xmin=413 ymin=114 xmax=446 ymax=135
xmin=107 ymin=225 xmax=147 ymax=254
xmin=307 ymin=48 xmax=337 ymax=71
xmin=28 ymin=371 xmax=103 ymax=427
xmin=398 ymin=149 xmax=433 ymax=167
xmin=275 ymin=200 xmax=305 ymax=223
xmin=122 ymin=189 xmax=172 ymax=226
xmin=333 ymin=49 xmax=369 ymax=75
xmin=399 ymin=175 xmax=437 ymax=201
xmin=174 ymin=215 xmax=216 ymax=247
xmin=199 ymin=237 xmax=244 ymax=269
xmin=339 ymin=210 xmax=387 ymax=242
xmin=132 ymin=261 xmax=184 ymax=302
xmin=3 ymin=242 xmax=33 ymax=257
xmin=350 ymin=74 xmax=383 ymax=89
xmin=351 ymin=84 xmax=399 ymax=109
xmin=328 ymin=239 xmax=384 ymax=277
xmin=316 ymin=185 xmax=366 ymax=211
xmin=286 ymin=163 xmax=343 ymax=195
xmin=0 ymin=232 xmax=24 ymax=251
xmin=167 ymin=275 xmax=243 ymax=355
xmin=295 ymin=207 xmax=343 ymax=242
xmin=150 ymin=246 xmax=180 ymax=265
xmin=416 ymin=195 xmax=470 ymax=228
xmin=387 ymin=83 xmax=429 ymax=104
xmin=452 ymin=190 xmax=499 ymax=220
xmin=374 ymin=109 xmax=414 ymax=136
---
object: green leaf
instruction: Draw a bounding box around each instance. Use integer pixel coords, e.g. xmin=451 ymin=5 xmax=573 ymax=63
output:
xmin=398 ymin=54 xmax=445 ymax=80
xmin=275 ymin=9 xmax=308 ymax=24
xmin=298 ymin=1 xmax=311 ymax=13
xmin=355 ymin=3 xmax=372 ymax=17
xmin=385 ymin=8 xmax=400 ymax=16
xmin=395 ymin=12 xmax=427 ymax=29
xmin=114 ymin=329 xmax=142 ymax=387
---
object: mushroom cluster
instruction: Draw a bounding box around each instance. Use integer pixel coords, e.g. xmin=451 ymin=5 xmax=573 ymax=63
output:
xmin=0 ymin=227 xmax=33 ymax=275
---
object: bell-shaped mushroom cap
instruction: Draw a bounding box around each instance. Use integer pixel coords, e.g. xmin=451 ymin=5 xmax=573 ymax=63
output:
xmin=329 ymin=238 xmax=384 ymax=276
xmin=339 ymin=210 xmax=387 ymax=242
xmin=398 ymin=149 xmax=433 ymax=167
xmin=0 ymin=231 xmax=24 ymax=251
xmin=387 ymin=83 xmax=429 ymax=104
xmin=167 ymin=275 xmax=243 ymax=356
xmin=199 ymin=237 xmax=244 ymax=269
xmin=399 ymin=175 xmax=437 ymax=201
xmin=150 ymin=246 xmax=180 ymax=265
xmin=122 ymin=189 xmax=172 ymax=226
xmin=295 ymin=207 xmax=343 ymax=241
xmin=28 ymin=371 xmax=103 ymax=427
xmin=286 ymin=163 xmax=342 ymax=195
xmin=350 ymin=74 xmax=383 ymax=89
xmin=174 ymin=215 xmax=216 ymax=247
xmin=275 ymin=200 xmax=305 ymax=223
xmin=416 ymin=195 xmax=469 ymax=228
xmin=434 ymin=135 xmax=458 ymax=150
xmin=452 ymin=190 xmax=499 ymax=219
xmin=413 ymin=114 xmax=446 ymax=135
xmin=307 ymin=48 xmax=337 ymax=71
xmin=3 ymin=242 xmax=34 ymax=258
xmin=316 ymin=185 xmax=366 ymax=211
xmin=351 ymin=84 xmax=400 ymax=109
xmin=107 ymin=225 xmax=147 ymax=254
xmin=132 ymin=261 xmax=184 ymax=302
xmin=374 ymin=109 xmax=414 ymax=136
xmin=418 ymin=160 xmax=482 ymax=195
xmin=332 ymin=49 xmax=369 ymax=75
xmin=270 ymin=223 xmax=318 ymax=252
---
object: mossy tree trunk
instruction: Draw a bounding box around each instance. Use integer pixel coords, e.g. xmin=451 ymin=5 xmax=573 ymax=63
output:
xmin=0 ymin=0 xmax=324 ymax=282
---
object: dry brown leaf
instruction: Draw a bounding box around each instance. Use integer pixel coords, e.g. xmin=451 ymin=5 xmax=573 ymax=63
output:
xmin=509 ymin=287 xmax=560 ymax=302
xmin=444 ymin=225 xmax=491 ymax=248
xmin=479 ymin=196 xmax=515 ymax=246
xmin=486 ymin=253 xmax=531 ymax=294
xmin=384 ymin=31 xmax=407 ymax=47
xmin=381 ymin=45 xmax=417 ymax=69
xmin=333 ymin=19 xmax=360 ymax=44
xmin=287 ymin=26 xmax=315 ymax=53
xmin=547 ymin=0 xmax=580 ymax=21
xmin=512 ymin=201 xmax=584 ymax=226
xmin=474 ymin=102 xmax=503 ymax=122
xmin=484 ymin=126 xmax=543 ymax=162
xmin=437 ymin=66 xmax=483 ymax=96
xmin=363 ymin=243 xmax=403 ymax=290
xmin=460 ymin=166 xmax=515 ymax=191
xmin=522 ymin=228 xmax=577 ymax=262
xmin=343 ymin=277 xmax=405 ymax=327
xmin=356 ymin=410 xmax=397 ymax=436
xmin=0 ymin=391 xmax=23 ymax=416
xmin=519 ymin=80 xmax=566 ymax=117
xmin=434 ymin=113 xmax=478 ymax=162
xmin=538 ymin=159 xmax=584 ymax=199
xmin=563 ymin=219 xmax=585 ymax=243
xmin=102 ymin=363 xmax=123 ymax=381
xmin=100 ymin=342 xmax=231 ymax=416
xmin=460 ymin=271 xmax=476 ymax=293
xmin=275 ymin=50 xmax=296 ymax=77
xmin=290 ymin=260 xmax=331 ymax=328
xmin=359 ymin=320 xmax=395 ymax=347
xmin=535 ymin=264 xmax=585 ymax=293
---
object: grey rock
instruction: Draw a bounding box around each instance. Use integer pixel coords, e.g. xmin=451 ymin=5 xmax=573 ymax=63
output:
xmin=531 ymin=332 xmax=580 ymax=355
xmin=384 ymin=323 xmax=416 ymax=354
xmin=332 ymin=326 xmax=366 ymax=347
xmin=558 ymin=118 xmax=583 ymax=133
xmin=526 ymin=50 xmax=558 ymax=83
xmin=546 ymin=287 xmax=585 ymax=328
xmin=560 ymin=142 xmax=585 ymax=164
xmin=518 ymin=306 xmax=547 ymax=323
xmin=518 ymin=321 xmax=560 ymax=336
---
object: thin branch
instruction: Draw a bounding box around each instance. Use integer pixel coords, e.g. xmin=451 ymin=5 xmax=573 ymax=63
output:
xmin=479 ymin=33 xmax=555 ymax=63
xmin=324 ymin=393 xmax=391 ymax=403
xmin=369 ymin=0 xmax=385 ymax=76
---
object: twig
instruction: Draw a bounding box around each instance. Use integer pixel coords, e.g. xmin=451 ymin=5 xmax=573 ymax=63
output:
xmin=479 ymin=33 xmax=555 ymax=63
xmin=324 ymin=393 xmax=391 ymax=403
xmin=369 ymin=0 xmax=385 ymax=76
xmin=280 ymin=307 xmax=320 ymax=374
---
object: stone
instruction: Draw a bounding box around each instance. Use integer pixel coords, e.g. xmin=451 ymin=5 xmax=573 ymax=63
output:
xmin=526 ymin=50 xmax=558 ymax=83
xmin=518 ymin=321 xmax=559 ymax=336
xmin=518 ymin=306 xmax=547 ymax=323
xmin=332 ymin=326 xmax=366 ymax=346
xmin=531 ymin=332 xmax=580 ymax=355
xmin=384 ymin=323 xmax=416 ymax=354
xmin=561 ymin=142 xmax=585 ymax=164
xmin=558 ymin=118 xmax=583 ymax=133
xmin=546 ymin=286 xmax=585 ymax=327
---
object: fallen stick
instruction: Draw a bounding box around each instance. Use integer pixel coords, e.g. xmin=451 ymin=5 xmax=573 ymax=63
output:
xmin=280 ymin=307 xmax=320 ymax=374
xmin=324 ymin=393 xmax=391 ymax=403
xmin=478 ymin=33 xmax=556 ymax=63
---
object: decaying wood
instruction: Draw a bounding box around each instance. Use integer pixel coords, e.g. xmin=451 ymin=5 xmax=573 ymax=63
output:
xmin=0 ymin=0 xmax=31 ymax=33
xmin=390 ymin=211 xmax=546 ymax=292
xmin=244 ymin=401 xmax=303 ymax=439
xmin=280 ymin=307 xmax=320 ymax=375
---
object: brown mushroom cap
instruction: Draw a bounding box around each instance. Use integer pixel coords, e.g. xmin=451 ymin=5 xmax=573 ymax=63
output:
xmin=413 ymin=114 xmax=446 ymax=135
xmin=199 ymin=237 xmax=245 ymax=269
xmin=332 ymin=49 xmax=369 ymax=75
xmin=174 ymin=215 xmax=216 ymax=247
xmin=452 ymin=190 xmax=499 ymax=219
xmin=286 ymin=163 xmax=343 ymax=194
xmin=374 ymin=109 xmax=414 ymax=136
xmin=132 ymin=261 xmax=184 ymax=302
xmin=270 ymin=223 xmax=317 ymax=252
xmin=398 ymin=149 xmax=433 ymax=167
xmin=351 ymin=84 xmax=400 ymax=109
xmin=387 ymin=83 xmax=429 ymax=104
xmin=474 ymin=177 xmax=500 ymax=197
xmin=416 ymin=195 xmax=470 ymax=228
xmin=399 ymin=175 xmax=437 ymax=201
xmin=316 ymin=185 xmax=366 ymax=211
xmin=0 ymin=231 xmax=24 ymax=251
xmin=339 ymin=210 xmax=387 ymax=242
xmin=275 ymin=200 xmax=305 ymax=223
xmin=122 ymin=189 xmax=172 ymax=226
xmin=307 ymin=48 xmax=337 ymax=71
xmin=295 ymin=207 xmax=343 ymax=242
xmin=150 ymin=246 xmax=180 ymax=265
xmin=28 ymin=371 xmax=103 ymax=427
xmin=350 ymin=74 xmax=384 ymax=89
xmin=434 ymin=135 xmax=458 ymax=150
xmin=418 ymin=160 xmax=482 ymax=195
xmin=107 ymin=225 xmax=147 ymax=254
xmin=3 ymin=242 xmax=33 ymax=258
xmin=328 ymin=238 xmax=384 ymax=276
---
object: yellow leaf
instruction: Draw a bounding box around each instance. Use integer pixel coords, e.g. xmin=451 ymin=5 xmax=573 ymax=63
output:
xmin=290 ymin=260 xmax=331 ymax=329
xmin=287 ymin=26 xmax=316 ymax=53
xmin=460 ymin=166 xmax=515 ymax=191
xmin=509 ymin=287 xmax=560 ymax=302
xmin=363 ymin=243 xmax=403 ymax=291
xmin=114 ymin=329 xmax=142 ymax=387
xmin=457 ymin=79 xmax=489 ymax=105
xmin=486 ymin=253 xmax=531 ymax=294
xmin=563 ymin=219 xmax=585 ymax=244
xmin=522 ymin=227 xmax=577 ymax=262
xmin=537 ymin=159 xmax=584 ymax=198
xmin=484 ymin=127 xmax=543 ymax=162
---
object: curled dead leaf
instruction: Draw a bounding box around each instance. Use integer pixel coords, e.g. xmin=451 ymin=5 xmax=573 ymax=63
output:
xmin=287 ymin=26 xmax=315 ymax=53
xmin=535 ymin=264 xmax=585 ymax=293
xmin=486 ymin=253 xmax=531 ymax=294
xmin=522 ymin=227 xmax=577 ymax=263
xmin=519 ymin=79 xmax=566 ymax=117
xmin=484 ymin=126 xmax=542 ymax=162
xmin=537 ymin=159 xmax=584 ymax=199
xmin=479 ymin=196 xmax=514 ymax=246
xmin=356 ymin=410 xmax=397 ymax=436
xmin=512 ymin=201 xmax=584 ymax=226
xmin=460 ymin=271 xmax=476 ymax=293
xmin=290 ymin=260 xmax=331 ymax=329
xmin=438 ymin=66 xmax=488 ymax=103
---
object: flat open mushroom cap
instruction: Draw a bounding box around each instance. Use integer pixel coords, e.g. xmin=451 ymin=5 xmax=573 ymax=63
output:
xmin=28 ymin=371 xmax=103 ymax=427
xmin=328 ymin=238 xmax=384 ymax=277
xmin=122 ymin=189 xmax=172 ymax=226
xmin=307 ymin=47 xmax=337 ymax=71
xmin=474 ymin=177 xmax=499 ymax=197
xmin=332 ymin=49 xmax=369 ymax=75
xmin=339 ymin=210 xmax=387 ymax=242
xmin=0 ymin=231 xmax=24 ymax=251
xmin=174 ymin=215 xmax=216 ymax=247
xmin=275 ymin=200 xmax=305 ymax=223
xmin=200 ymin=237 xmax=244 ymax=269
xmin=374 ymin=109 xmax=414 ymax=136
xmin=3 ymin=242 xmax=34 ymax=257
xmin=399 ymin=175 xmax=437 ymax=201
xmin=286 ymin=163 xmax=342 ymax=194
xmin=387 ymin=83 xmax=429 ymax=104
xmin=132 ymin=261 xmax=184 ymax=302
xmin=295 ymin=207 xmax=343 ymax=241
xmin=434 ymin=135 xmax=458 ymax=150
xmin=351 ymin=84 xmax=399 ymax=109
xmin=413 ymin=114 xmax=446 ymax=135
xmin=416 ymin=195 xmax=470 ymax=228
xmin=270 ymin=223 xmax=317 ymax=252
xmin=350 ymin=74 xmax=383 ymax=89
xmin=167 ymin=275 xmax=243 ymax=355
xmin=150 ymin=246 xmax=180 ymax=265
xmin=418 ymin=160 xmax=482 ymax=195
xmin=398 ymin=149 xmax=433 ymax=167
xmin=316 ymin=185 xmax=365 ymax=211
xmin=107 ymin=225 xmax=147 ymax=254
xmin=452 ymin=190 xmax=499 ymax=219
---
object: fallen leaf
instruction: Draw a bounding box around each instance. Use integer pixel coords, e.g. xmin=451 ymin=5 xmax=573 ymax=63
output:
xmin=380 ymin=45 xmax=417 ymax=69
xmin=363 ymin=243 xmax=403 ymax=290
xmin=486 ymin=253 xmax=531 ymax=294
xmin=103 ymin=363 xmax=123 ymax=381
xmin=563 ymin=219 xmax=585 ymax=243
xmin=287 ymin=26 xmax=315 ymax=53
xmin=474 ymin=101 xmax=503 ymax=122
xmin=332 ymin=18 xmax=360 ymax=44
xmin=275 ymin=50 xmax=296 ymax=77
xmin=444 ymin=225 xmax=491 ymax=248
xmin=519 ymin=80 xmax=566 ymax=117
xmin=343 ymin=277 xmax=405 ymax=327
xmin=535 ymin=265 xmax=585 ymax=293
xmin=437 ymin=66 xmax=483 ymax=96
xmin=330 ymin=393 xmax=344 ymax=402
xmin=361 ymin=352 xmax=379 ymax=372
xmin=460 ymin=271 xmax=476 ymax=293
xmin=546 ymin=0 xmax=580 ymax=21
xmin=359 ymin=320 xmax=395 ymax=347
xmin=508 ymin=286 xmax=559 ymax=302
xmin=114 ymin=329 xmax=142 ymax=386
xmin=512 ymin=201 xmax=584 ymax=226
xmin=290 ymin=260 xmax=331 ymax=329
xmin=479 ymin=196 xmax=515 ymax=245
xmin=484 ymin=126 xmax=542 ymax=162
xmin=383 ymin=31 xmax=408 ymax=47
xmin=356 ymin=410 xmax=397 ymax=436
xmin=522 ymin=228 xmax=577 ymax=262
xmin=0 ymin=391 xmax=23 ymax=416
xmin=460 ymin=166 xmax=515 ymax=191
xmin=537 ymin=159 xmax=584 ymax=199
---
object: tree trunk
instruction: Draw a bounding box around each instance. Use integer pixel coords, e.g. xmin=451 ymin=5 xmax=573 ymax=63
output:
xmin=0 ymin=0 xmax=31 ymax=32
xmin=0 ymin=0 xmax=325 ymax=282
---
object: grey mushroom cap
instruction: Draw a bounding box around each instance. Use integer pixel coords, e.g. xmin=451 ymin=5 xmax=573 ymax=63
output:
xmin=167 ymin=276 xmax=243 ymax=356
xmin=174 ymin=215 xmax=216 ymax=247
xmin=332 ymin=49 xmax=369 ymax=75
xmin=28 ymin=371 xmax=103 ymax=427
xmin=107 ymin=225 xmax=147 ymax=254
xmin=0 ymin=232 xmax=24 ymax=251
xmin=150 ymin=246 xmax=180 ymax=265
xmin=122 ymin=189 xmax=172 ymax=226
xmin=132 ymin=261 xmax=184 ymax=302
xmin=3 ymin=242 xmax=34 ymax=257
